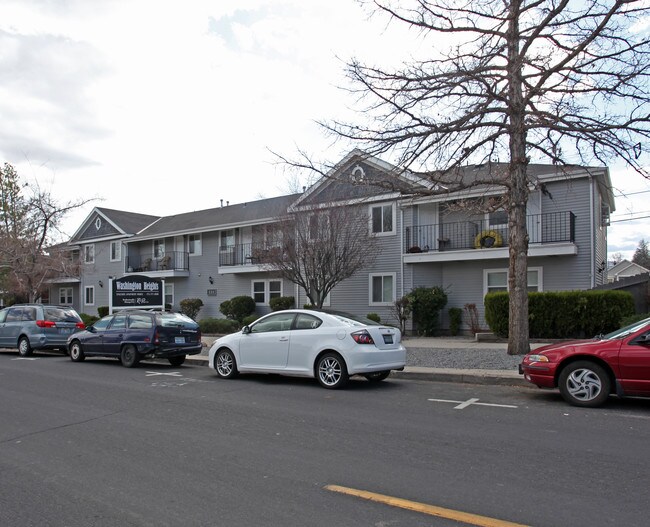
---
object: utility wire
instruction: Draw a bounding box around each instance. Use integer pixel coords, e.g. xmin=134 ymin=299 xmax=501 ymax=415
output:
xmin=610 ymin=214 xmax=650 ymax=223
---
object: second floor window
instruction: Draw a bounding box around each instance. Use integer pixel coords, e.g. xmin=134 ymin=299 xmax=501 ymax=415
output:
xmin=110 ymin=241 xmax=121 ymax=262
xmin=188 ymin=234 xmax=202 ymax=256
xmin=84 ymin=244 xmax=95 ymax=264
xmin=154 ymin=239 xmax=165 ymax=258
xmin=371 ymin=204 xmax=394 ymax=235
xmin=221 ymin=230 xmax=235 ymax=249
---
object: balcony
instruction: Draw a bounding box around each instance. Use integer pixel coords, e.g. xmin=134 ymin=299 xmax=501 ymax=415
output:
xmin=404 ymin=211 xmax=576 ymax=262
xmin=125 ymin=251 xmax=189 ymax=277
xmin=219 ymin=243 xmax=283 ymax=273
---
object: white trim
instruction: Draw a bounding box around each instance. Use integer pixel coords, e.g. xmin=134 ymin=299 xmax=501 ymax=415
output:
xmin=83 ymin=244 xmax=95 ymax=264
xmin=84 ymin=285 xmax=95 ymax=306
xmin=188 ymin=233 xmax=202 ymax=257
xmin=369 ymin=272 xmax=396 ymax=306
xmin=483 ymin=267 xmax=543 ymax=297
xmin=110 ymin=240 xmax=122 ymax=262
xmin=251 ymin=279 xmax=283 ymax=305
xmin=369 ymin=202 xmax=396 ymax=236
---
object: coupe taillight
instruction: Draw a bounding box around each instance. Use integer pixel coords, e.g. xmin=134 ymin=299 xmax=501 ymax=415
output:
xmin=36 ymin=320 xmax=56 ymax=328
xmin=351 ymin=330 xmax=375 ymax=344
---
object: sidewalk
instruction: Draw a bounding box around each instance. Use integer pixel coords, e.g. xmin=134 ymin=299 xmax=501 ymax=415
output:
xmin=188 ymin=336 xmax=550 ymax=387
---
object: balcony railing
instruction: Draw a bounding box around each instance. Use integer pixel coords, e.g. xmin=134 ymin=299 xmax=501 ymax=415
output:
xmin=404 ymin=211 xmax=575 ymax=253
xmin=219 ymin=243 xmax=284 ymax=267
xmin=126 ymin=251 xmax=189 ymax=273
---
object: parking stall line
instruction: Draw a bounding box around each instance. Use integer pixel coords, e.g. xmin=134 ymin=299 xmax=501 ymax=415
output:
xmin=428 ymin=398 xmax=518 ymax=410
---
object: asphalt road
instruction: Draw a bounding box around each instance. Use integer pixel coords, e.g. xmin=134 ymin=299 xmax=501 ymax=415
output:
xmin=1 ymin=351 xmax=649 ymax=527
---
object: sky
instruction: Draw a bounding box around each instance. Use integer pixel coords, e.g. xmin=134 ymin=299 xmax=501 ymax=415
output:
xmin=1 ymin=0 xmax=649 ymax=261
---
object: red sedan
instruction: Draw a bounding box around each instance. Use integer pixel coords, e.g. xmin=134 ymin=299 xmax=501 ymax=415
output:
xmin=520 ymin=317 xmax=650 ymax=407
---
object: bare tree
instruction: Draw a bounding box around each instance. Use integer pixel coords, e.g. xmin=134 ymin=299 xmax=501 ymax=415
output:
xmin=261 ymin=205 xmax=379 ymax=308
xmin=0 ymin=162 xmax=94 ymax=302
xmin=286 ymin=0 xmax=650 ymax=354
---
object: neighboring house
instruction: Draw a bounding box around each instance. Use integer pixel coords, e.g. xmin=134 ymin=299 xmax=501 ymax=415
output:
xmin=607 ymin=259 xmax=650 ymax=283
xmin=50 ymin=151 xmax=615 ymax=333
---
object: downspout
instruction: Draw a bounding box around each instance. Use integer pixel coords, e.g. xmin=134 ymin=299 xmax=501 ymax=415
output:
xmin=400 ymin=206 xmax=405 ymax=301
xmin=589 ymin=174 xmax=595 ymax=288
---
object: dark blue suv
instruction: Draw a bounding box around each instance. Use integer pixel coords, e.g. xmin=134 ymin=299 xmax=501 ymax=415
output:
xmin=67 ymin=310 xmax=202 ymax=367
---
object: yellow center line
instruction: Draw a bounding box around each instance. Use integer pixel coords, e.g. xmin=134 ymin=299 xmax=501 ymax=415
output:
xmin=325 ymin=485 xmax=531 ymax=527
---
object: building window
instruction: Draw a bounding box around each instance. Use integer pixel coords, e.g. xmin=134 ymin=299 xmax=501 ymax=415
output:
xmin=252 ymin=280 xmax=283 ymax=304
xmin=84 ymin=286 xmax=95 ymax=306
xmin=369 ymin=273 xmax=395 ymax=305
xmin=110 ymin=241 xmax=121 ymax=262
xmin=370 ymin=204 xmax=395 ymax=235
xmin=484 ymin=268 xmax=543 ymax=296
xmin=59 ymin=287 xmax=73 ymax=305
xmin=309 ymin=213 xmax=330 ymax=240
xmin=188 ymin=234 xmax=202 ymax=256
xmin=165 ymin=283 xmax=174 ymax=307
xmin=83 ymin=244 xmax=95 ymax=264
xmin=220 ymin=229 xmax=235 ymax=249
xmin=153 ymin=239 xmax=165 ymax=258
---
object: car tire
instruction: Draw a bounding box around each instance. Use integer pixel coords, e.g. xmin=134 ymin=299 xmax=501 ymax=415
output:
xmin=558 ymin=360 xmax=611 ymax=408
xmin=214 ymin=348 xmax=238 ymax=379
xmin=168 ymin=355 xmax=186 ymax=367
xmin=18 ymin=336 xmax=33 ymax=357
xmin=316 ymin=352 xmax=349 ymax=389
xmin=364 ymin=370 xmax=391 ymax=382
xmin=120 ymin=345 xmax=140 ymax=368
xmin=69 ymin=341 xmax=86 ymax=362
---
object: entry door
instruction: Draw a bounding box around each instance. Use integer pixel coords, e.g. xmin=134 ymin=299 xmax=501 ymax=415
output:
xmin=526 ymin=191 xmax=542 ymax=244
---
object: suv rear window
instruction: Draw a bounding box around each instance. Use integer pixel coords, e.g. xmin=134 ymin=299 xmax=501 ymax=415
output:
xmin=45 ymin=307 xmax=82 ymax=323
xmin=157 ymin=312 xmax=197 ymax=328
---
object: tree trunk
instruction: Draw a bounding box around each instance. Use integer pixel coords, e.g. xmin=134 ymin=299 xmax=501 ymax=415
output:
xmin=506 ymin=0 xmax=530 ymax=356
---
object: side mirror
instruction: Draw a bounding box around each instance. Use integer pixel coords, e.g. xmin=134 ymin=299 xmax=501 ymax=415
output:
xmin=242 ymin=325 xmax=251 ymax=335
xmin=87 ymin=325 xmax=96 ymax=333
xmin=635 ymin=333 xmax=650 ymax=345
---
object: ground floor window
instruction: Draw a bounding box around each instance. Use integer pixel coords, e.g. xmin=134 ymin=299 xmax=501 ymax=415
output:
xmin=252 ymin=280 xmax=283 ymax=304
xmin=369 ymin=273 xmax=395 ymax=305
xmin=59 ymin=287 xmax=73 ymax=305
xmin=84 ymin=286 xmax=95 ymax=306
xmin=165 ymin=283 xmax=174 ymax=308
xmin=484 ymin=267 xmax=543 ymax=296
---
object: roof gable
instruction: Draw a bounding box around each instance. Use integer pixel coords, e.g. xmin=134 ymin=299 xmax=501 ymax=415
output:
xmin=70 ymin=207 xmax=160 ymax=243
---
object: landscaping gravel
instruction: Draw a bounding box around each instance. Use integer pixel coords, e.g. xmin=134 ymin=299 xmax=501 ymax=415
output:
xmin=406 ymin=347 xmax=523 ymax=371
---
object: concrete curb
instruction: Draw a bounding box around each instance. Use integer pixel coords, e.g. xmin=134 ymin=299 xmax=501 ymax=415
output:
xmin=184 ymin=355 xmax=529 ymax=387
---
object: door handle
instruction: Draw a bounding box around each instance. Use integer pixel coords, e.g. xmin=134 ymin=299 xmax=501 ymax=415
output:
xmin=279 ymin=337 xmax=289 ymax=342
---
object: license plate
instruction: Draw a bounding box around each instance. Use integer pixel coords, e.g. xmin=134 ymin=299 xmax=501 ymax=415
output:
xmin=59 ymin=328 xmax=73 ymax=334
xmin=382 ymin=335 xmax=393 ymax=344
xmin=174 ymin=336 xmax=185 ymax=344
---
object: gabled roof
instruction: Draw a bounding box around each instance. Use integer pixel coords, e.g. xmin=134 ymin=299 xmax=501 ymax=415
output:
xmin=69 ymin=207 xmax=161 ymax=243
xmin=131 ymin=194 xmax=302 ymax=240
xmin=608 ymin=259 xmax=650 ymax=281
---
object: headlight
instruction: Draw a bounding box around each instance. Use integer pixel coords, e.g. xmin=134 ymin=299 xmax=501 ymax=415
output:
xmin=526 ymin=354 xmax=550 ymax=363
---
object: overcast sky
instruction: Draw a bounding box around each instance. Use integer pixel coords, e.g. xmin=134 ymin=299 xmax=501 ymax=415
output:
xmin=1 ymin=0 xmax=649 ymax=261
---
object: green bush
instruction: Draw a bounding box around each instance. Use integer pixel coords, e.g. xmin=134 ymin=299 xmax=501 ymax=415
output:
xmin=485 ymin=290 xmax=636 ymax=338
xmin=407 ymin=286 xmax=448 ymax=336
xmin=269 ymin=296 xmax=295 ymax=311
xmin=199 ymin=317 xmax=240 ymax=334
xmin=179 ymin=298 xmax=204 ymax=320
xmin=242 ymin=314 xmax=260 ymax=326
xmin=97 ymin=306 xmax=109 ymax=317
xmin=620 ymin=312 xmax=650 ymax=327
xmin=366 ymin=312 xmax=381 ymax=323
xmin=79 ymin=313 xmax=99 ymax=326
xmin=448 ymin=307 xmax=463 ymax=336
xmin=220 ymin=296 xmax=256 ymax=323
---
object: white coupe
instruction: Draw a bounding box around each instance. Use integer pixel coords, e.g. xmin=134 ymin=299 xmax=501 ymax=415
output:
xmin=208 ymin=309 xmax=406 ymax=389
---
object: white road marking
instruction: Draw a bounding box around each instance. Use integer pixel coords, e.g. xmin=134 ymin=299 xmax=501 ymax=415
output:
xmin=428 ymin=397 xmax=518 ymax=410
xmin=11 ymin=357 xmax=39 ymax=361
xmin=145 ymin=371 xmax=182 ymax=377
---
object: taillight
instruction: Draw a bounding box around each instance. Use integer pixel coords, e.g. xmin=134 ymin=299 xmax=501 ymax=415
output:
xmin=76 ymin=322 xmax=86 ymax=329
xmin=36 ymin=320 xmax=56 ymax=328
xmin=351 ymin=330 xmax=374 ymax=344
xmin=154 ymin=330 xmax=160 ymax=344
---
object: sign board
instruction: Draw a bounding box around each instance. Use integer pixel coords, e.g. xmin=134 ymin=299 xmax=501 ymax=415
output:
xmin=109 ymin=276 xmax=164 ymax=313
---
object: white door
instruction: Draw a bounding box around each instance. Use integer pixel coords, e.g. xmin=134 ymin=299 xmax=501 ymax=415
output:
xmin=526 ymin=191 xmax=542 ymax=244
xmin=238 ymin=312 xmax=294 ymax=369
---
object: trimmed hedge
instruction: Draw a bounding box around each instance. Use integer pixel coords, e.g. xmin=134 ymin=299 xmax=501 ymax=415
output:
xmin=269 ymin=296 xmax=295 ymax=311
xmin=220 ymin=295 xmax=256 ymax=323
xmin=485 ymin=290 xmax=635 ymax=338
xmin=199 ymin=317 xmax=240 ymax=334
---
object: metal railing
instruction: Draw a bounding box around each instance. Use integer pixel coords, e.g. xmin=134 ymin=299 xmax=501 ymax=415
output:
xmin=126 ymin=251 xmax=189 ymax=272
xmin=404 ymin=211 xmax=575 ymax=253
xmin=219 ymin=243 xmax=284 ymax=267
